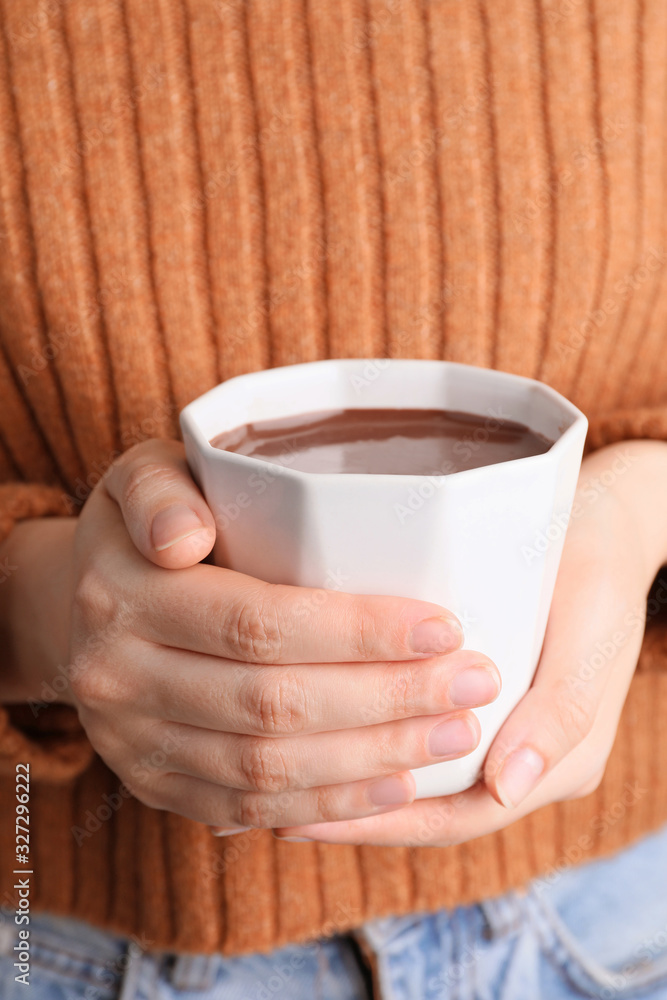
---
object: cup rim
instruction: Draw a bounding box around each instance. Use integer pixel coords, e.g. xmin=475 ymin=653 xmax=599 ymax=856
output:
xmin=180 ymin=358 xmax=588 ymax=483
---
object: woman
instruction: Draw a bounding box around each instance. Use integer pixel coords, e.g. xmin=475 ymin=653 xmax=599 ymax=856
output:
xmin=1 ymin=0 xmax=667 ymax=996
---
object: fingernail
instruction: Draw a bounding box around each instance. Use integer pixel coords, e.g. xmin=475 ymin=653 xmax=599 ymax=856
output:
xmin=152 ymin=505 xmax=207 ymax=551
xmin=368 ymin=775 xmax=413 ymax=808
xmin=272 ymin=833 xmax=312 ymax=843
xmin=410 ymin=615 xmax=463 ymax=654
xmin=496 ymin=748 xmax=545 ymax=809
xmin=210 ymin=826 xmax=252 ymax=837
xmin=449 ymin=665 xmax=500 ymax=708
xmin=428 ymin=717 xmax=478 ymax=757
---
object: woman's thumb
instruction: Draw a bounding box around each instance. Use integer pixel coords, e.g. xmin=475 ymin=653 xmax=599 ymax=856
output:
xmin=103 ymin=439 xmax=216 ymax=569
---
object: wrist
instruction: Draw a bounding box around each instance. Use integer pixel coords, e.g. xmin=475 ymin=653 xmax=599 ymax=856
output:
xmin=0 ymin=517 xmax=77 ymax=704
xmin=583 ymin=439 xmax=667 ymax=589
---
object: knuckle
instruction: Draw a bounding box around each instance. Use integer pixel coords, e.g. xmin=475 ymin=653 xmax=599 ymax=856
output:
xmin=226 ymin=596 xmax=285 ymax=664
xmin=73 ymin=565 xmax=121 ymax=631
xmin=314 ymin=786 xmax=341 ymax=824
xmin=69 ymin=660 xmax=119 ymax=711
xmin=351 ymin=609 xmax=379 ymax=660
xmin=551 ymin=683 xmax=597 ymax=747
xmin=383 ymin=668 xmax=414 ymax=718
xmin=242 ymin=672 xmax=307 ymax=736
xmin=238 ymin=738 xmax=291 ymax=793
xmin=120 ymin=456 xmax=180 ymax=515
xmin=236 ymin=792 xmax=282 ymax=829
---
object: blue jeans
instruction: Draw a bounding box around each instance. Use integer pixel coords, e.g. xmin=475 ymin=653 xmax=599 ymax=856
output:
xmin=2 ymin=824 xmax=667 ymax=1000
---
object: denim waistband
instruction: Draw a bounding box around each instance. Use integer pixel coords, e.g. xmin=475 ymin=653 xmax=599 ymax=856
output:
xmin=165 ymin=953 xmax=219 ymax=992
xmin=0 ymin=909 xmax=222 ymax=995
xmin=479 ymin=889 xmax=526 ymax=940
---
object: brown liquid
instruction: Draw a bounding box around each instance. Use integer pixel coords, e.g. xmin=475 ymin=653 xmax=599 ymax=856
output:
xmin=210 ymin=408 xmax=553 ymax=475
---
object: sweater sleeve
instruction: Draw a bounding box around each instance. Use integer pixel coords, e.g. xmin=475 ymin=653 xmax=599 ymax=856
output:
xmin=586 ymin=405 xmax=667 ymax=453
xmin=0 ymin=483 xmax=95 ymax=781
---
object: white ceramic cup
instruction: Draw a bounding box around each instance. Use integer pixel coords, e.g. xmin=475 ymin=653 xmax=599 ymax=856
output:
xmin=180 ymin=358 xmax=587 ymax=798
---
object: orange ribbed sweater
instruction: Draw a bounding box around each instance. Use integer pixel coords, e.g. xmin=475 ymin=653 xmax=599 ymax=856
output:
xmin=1 ymin=0 xmax=667 ymax=957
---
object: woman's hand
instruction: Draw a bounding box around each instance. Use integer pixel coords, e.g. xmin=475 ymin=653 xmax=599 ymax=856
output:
xmin=274 ymin=440 xmax=667 ymax=845
xmin=0 ymin=440 xmax=501 ymax=832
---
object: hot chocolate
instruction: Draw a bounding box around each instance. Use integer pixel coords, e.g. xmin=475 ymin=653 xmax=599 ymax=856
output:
xmin=210 ymin=407 xmax=552 ymax=475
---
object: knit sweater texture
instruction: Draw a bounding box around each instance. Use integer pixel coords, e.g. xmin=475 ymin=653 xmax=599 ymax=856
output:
xmin=1 ymin=0 xmax=667 ymax=956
